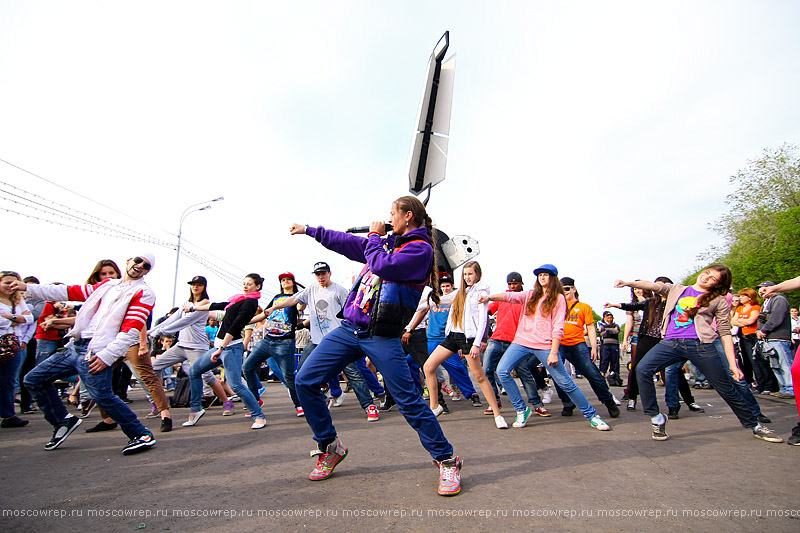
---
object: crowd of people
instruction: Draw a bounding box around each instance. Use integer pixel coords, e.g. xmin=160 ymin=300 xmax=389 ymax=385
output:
xmin=1 ymin=196 xmax=799 ymax=498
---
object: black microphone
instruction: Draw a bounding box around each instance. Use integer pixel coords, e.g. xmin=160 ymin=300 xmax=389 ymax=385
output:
xmin=346 ymin=223 xmax=393 ymax=234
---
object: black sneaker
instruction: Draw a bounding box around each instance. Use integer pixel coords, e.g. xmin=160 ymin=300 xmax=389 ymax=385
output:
xmin=561 ymin=406 xmax=574 ymax=417
xmin=651 ymin=416 xmax=668 ymax=441
xmin=79 ymin=399 xmax=96 ymax=419
xmin=20 ymin=406 xmax=38 ymax=414
xmin=470 ymin=394 xmax=482 ymax=407
xmin=122 ymin=432 xmax=157 ymax=455
xmin=44 ymin=416 xmax=83 ymax=450
xmin=604 ymin=400 xmax=620 ymax=418
xmin=667 ymin=406 xmax=680 ymax=420
xmin=1 ymin=415 xmax=30 ymax=428
xmin=85 ymin=421 xmax=118 ymax=433
xmin=756 ymin=414 xmax=771 ymax=424
xmin=441 ymin=403 xmax=450 ymax=415
xmin=687 ymin=402 xmax=705 ymax=413
xmin=160 ymin=417 xmax=173 ymax=433
xmin=787 ymin=423 xmax=800 ymax=446
xmin=378 ymin=398 xmax=395 ymax=411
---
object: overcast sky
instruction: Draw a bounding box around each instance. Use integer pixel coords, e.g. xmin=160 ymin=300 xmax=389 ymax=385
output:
xmin=2 ymin=1 xmax=799 ymax=321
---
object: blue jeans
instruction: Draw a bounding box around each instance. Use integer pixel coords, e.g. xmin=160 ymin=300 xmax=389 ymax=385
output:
xmin=300 ymin=342 xmax=375 ymax=410
xmin=23 ymin=340 xmax=148 ymax=438
xmin=765 ymin=340 xmax=794 ymax=394
xmin=34 ymin=339 xmax=60 ymax=365
xmin=295 ymin=323 xmax=453 ymax=461
xmin=1 ymin=347 xmax=25 ymax=418
xmin=482 ymin=339 xmax=541 ymax=406
xmin=427 ymin=340 xmax=477 ymax=398
xmin=636 ymin=338 xmax=757 ymax=427
xmin=664 ymin=361 xmax=684 ymax=409
xmin=496 ymin=343 xmax=596 ymax=418
xmin=329 ymin=360 xmax=377 ymax=409
xmin=189 ymin=343 xmax=263 ymax=418
xmin=556 ymin=343 xmax=613 ymax=409
xmin=713 ymin=338 xmax=763 ymax=417
xmin=243 ymin=337 xmax=300 ymax=407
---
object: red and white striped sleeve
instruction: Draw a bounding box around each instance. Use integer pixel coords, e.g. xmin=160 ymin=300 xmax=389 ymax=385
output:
xmin=65 ymin=279 xmax=109 ymax=302
xmin=120 ymin=288 xmax=156 ymax=333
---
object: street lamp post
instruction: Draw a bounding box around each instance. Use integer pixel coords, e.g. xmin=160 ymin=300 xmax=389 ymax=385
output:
xmin=172 ymin=196 xmax=224 ymax=307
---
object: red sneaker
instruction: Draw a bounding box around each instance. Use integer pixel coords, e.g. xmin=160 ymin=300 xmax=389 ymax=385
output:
xmin=309 ymin=439 xmax=348 ymax=481
xmin=534 ymin=407 xmax=551 ymax=417
xmin=366 ymin=404 xmax=379 ymax=422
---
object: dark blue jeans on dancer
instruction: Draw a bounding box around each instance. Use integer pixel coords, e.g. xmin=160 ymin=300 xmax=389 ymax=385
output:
xmin=713 ymin=338 xmax=765 ymax=418
xmin=635 ymin=338 xmax=757 ymax=427
xmin=299 ymin=342 xmax=374 ymax=408
xmin=555 ymin=342 xmax=614 ymax=409
xmin=295 ymin=322 xmax=453 ymax=460
xmin=330 ymin=358 xmax=384 ymax=398
xmin=24 ymin=339 xmax=149 ymax=438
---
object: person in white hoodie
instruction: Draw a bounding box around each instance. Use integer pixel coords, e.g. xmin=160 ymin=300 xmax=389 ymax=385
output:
xmin=19 ymin=254 xmax=157 ymax=455
xmin=422 ymin=261 xmax=507 ymax=429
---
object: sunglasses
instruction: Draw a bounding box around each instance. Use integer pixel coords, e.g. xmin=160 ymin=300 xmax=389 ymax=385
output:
xmin=132 ymin=257 xmax=151 ymax=271
xmin=563 ymin=286 xmax=574 ymax=291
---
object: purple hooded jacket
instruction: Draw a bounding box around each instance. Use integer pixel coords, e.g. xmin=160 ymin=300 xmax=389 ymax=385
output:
xmin=306 ymin=225 xmax=433 ymax=334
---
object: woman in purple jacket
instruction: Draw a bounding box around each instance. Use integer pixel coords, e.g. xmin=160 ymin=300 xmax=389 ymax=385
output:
xmin=289 ymin=196 xmax=462 ymax=497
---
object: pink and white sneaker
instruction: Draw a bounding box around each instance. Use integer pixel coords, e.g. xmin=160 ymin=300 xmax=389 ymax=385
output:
xmin=435 ymin=456 xmax=463 ymax=496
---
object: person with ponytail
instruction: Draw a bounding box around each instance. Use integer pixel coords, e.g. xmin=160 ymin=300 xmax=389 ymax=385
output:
xmin=288 ymin=196 xmax=462 ymax=497
xmin=180 ymin=273 xmax=266 ymax=430
xmin=615 ymin=265 xmax=782 ymax=443
xmin=481 ymin=264 xmax=611 ymax=432
xmin=422 ymin=261 xmax=508 ymax=429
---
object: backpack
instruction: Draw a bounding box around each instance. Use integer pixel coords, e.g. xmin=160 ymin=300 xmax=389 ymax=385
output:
xmin=169 ymin=376 xmax=192 ymax=408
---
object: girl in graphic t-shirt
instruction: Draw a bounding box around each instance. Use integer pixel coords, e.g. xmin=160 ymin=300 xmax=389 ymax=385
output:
xmin=614 ymin=264 xmax=782 ymax=443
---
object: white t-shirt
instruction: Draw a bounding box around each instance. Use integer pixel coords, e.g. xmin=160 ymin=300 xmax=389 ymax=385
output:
xmin=294 ymin=282 xmax=350 ymax=344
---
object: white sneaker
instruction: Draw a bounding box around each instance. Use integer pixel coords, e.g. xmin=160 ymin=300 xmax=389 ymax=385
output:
xmin=494 ymin=415 xmax=508 ymax=429
xmin=612 ymin=395 xmax=622 ymax=406
xmin=541 ymin=387 xmax=553 ymax=404
xmin=251 ymin=418 xmax=267 ymax=430
xmin=590 ymin=415 xmax=610 ymax=431
xmin=432 ymin=405 xmax=444 ymax=417
xmin=333 ymin=394 xmax=345 ymax=407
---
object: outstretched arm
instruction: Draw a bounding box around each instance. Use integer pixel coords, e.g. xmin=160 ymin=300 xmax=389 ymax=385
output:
xmin=760 ymin=275 xmax=800 ymax=297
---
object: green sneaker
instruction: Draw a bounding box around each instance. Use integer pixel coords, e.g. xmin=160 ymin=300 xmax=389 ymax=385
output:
xmin=512 ymin=407 xmax=531 ymax=428
xmin=590 ymin=415 xmax=610 ymax=431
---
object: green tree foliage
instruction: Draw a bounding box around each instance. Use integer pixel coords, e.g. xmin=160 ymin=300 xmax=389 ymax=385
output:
xmin=687 ymin=144 xmax=800 ymax=307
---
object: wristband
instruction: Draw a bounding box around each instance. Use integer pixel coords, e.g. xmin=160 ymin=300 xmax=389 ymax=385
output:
xmin=367 ymin=231 xmax=380 ymax=237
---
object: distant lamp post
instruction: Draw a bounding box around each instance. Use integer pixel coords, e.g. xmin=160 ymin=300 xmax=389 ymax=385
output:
xmin=172 ymin=196 xmax=223 ymax=307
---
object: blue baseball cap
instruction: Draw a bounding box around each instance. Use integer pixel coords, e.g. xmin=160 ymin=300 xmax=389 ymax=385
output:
xmin=533 ymin=264 xmax=558 ymax=277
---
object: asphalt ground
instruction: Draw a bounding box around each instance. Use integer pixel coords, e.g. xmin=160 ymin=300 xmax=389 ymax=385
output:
xmin=2 ymin=371 xmax=799 ymax=532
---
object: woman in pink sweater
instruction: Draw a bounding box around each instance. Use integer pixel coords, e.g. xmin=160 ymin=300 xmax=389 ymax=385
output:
xmin=481 ymin=264 xmax=611 ymax=431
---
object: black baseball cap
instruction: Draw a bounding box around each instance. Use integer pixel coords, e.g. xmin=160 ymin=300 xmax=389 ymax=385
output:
xmin=507 ymin=272 xmax=523 ymax=284
xmin=439 ymin=273 xmax=454 ymax=284
xmin=312 ymin=261 xmax=331 ymax=273
xmin=187 ymin=275 xmax=207 ymax=285
xmin=560 ymin=276 xmax=575 ymax=287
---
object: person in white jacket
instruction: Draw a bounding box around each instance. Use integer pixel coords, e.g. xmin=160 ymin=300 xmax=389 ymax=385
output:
xmin=422 ymin=261 xmax=507 ymax=429
xmin=19 ymin=254 xmax=158 ymax=455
